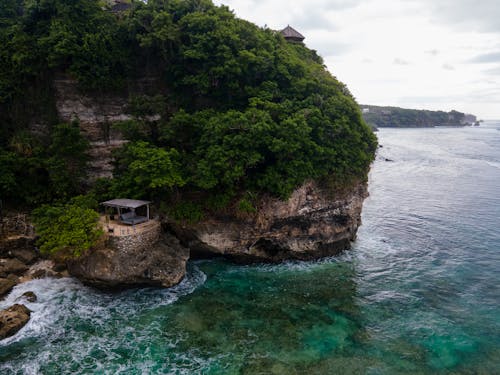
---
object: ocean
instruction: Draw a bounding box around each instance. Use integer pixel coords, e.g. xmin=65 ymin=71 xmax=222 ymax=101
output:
xmin=1 ymin=122 xmax=499 ymax=374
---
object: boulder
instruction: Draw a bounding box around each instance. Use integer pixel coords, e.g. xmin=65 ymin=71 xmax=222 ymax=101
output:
xmin=11 ymin=248 xmax=38 ymax=265
xmin=67 ymin=234 xmax=190 ymax=289
xmin=0 ymin=304 xmax=31 ymax=340
xmin=16 ymin=291 xmax=37 ymax=303
xmin=0 ymin=259 xmax=29 ymax=278
xmin=0 ymin=278 xmax=17 ymax=298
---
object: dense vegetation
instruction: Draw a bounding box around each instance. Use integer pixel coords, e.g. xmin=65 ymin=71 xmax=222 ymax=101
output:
xmin=361 ymin=105 xmax=477 ymax=128
xmin=32 ymin=196 xmax=103 ymax=258
xmin=0 ymin=0 xmax=376 ymax=254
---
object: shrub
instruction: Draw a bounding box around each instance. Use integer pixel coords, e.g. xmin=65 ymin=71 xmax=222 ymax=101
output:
xmin=32 ymin=196 xmax=103 ymax=258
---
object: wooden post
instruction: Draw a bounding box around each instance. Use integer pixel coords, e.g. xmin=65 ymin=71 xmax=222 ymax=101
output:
xmin=146 ymin=204 xmax=150 ymax=220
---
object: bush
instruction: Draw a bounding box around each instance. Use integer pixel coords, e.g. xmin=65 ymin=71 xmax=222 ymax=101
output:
xmin=32 ymin=196 xmax=103 ymax=258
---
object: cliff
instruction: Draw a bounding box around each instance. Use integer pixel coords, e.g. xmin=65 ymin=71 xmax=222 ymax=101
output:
xmin=63 ymin=180 xmax=367 ymax=289
xmin=0 ymin=0 xmax=377 ymax=292
xmin=361 ymin=105 xmax=477 ymax=128
xmin=53 ymin=75 xmax=134 ymax=179
xmin=169 ymin=180 xmax=368 ymax=263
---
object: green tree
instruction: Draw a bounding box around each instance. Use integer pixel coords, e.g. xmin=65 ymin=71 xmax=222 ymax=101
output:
xmin=45 ymin=122 xmax=90 ymax=200
xmin=112 ymin=141 xmax=185 ymax=199
xmin=32 ymin=196 xmax=103 ymax=258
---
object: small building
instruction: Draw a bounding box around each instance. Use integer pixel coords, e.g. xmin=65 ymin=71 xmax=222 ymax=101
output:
xmin=100 ymin=199 xmax=162 ymax=242
xmin=100 ymin=199 xmax=161 ymax=250
xmin=280 ymin=25 xmax=305 ymax=43
xmin=102 ymin=199 xmax=151 ymax=225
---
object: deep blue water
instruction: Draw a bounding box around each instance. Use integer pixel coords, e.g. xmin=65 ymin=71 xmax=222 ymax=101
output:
xmin=1 ymin=123 xmax=499 ymax=374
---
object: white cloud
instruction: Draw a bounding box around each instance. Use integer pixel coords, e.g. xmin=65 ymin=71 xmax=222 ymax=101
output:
xmin=215 ymin=0 xmax=500 ymax=118
xmin=394 ymin=58 xmax=410 ymax=66
xmin=421 ymin=0 xmax=500 ymax=33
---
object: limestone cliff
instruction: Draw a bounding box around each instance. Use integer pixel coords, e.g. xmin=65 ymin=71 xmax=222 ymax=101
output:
xmin=67 ymin=231 xmax=190 ymax=289
xmin=53 ymin=75 xmax=130 ymax=179
xmin=169 ymin=180 xmax=368 ymax=263
xmin=51 ymin=76 xmax=370 ymax=272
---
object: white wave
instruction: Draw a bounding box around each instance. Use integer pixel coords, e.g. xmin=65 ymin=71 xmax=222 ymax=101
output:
xmin=0 ymin=265 xmax=206 ymax=352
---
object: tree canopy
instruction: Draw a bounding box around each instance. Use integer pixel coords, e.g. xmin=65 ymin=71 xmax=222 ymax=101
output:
xmin=1 ymin=0 xmax=377 ymax=212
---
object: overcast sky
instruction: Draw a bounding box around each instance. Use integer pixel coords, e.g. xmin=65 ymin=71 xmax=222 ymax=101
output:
xmin=213 ymin=0 xmax=500 ymax=119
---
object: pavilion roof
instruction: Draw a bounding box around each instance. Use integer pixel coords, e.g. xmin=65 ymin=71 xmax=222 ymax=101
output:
xmin=101 ymin=199 xmax=151 ymax=209
xmin=280 ymin=25 xmax=305 ymax=41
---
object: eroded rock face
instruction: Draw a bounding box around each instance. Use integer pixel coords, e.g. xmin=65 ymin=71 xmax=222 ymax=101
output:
xmin=53 ymin=76 xmax=130 ymax=179
xmin=0 ymin=278 xmax=17 ymax=298
xmin=0 ymin=259 xmax=29 ymax=278
xmin=0 ymin=304 xmax=31 ymax=340
xmin=0 ymin=236 xmax=40 ymax=297
xmin=170 ymin=181 xmax=368 ymax=262
xmin=53 ymin=75 xmax=160 ymax=180
xmin=67 ymin=234 xmax=189 ymax=289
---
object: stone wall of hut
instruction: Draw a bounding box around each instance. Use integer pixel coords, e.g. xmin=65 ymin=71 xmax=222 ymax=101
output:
xmin=108 ymin=221 xmax=161 ymax=253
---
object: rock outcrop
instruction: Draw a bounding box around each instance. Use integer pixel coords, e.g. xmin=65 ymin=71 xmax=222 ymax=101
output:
xmin=0 ymin=278 xmax=17 ymax=298
xmin=0 ymin=236 xmax=40 ymax=298
xmin=67 ymin=233 xmax=189 ymax=289
xmin=170 ymin=180 xmax=368 ymax=263
xmin=0 ymin=304 xmax=31 ymax=340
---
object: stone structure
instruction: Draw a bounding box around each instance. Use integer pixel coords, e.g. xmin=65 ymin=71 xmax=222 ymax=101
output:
xmin=108 ymin=220 xmax=161 ymax=254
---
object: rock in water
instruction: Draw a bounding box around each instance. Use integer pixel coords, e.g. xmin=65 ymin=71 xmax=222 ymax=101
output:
xmin=170 ymin=181 xmax=368 ymax=262
xmin=67 ymin=234 xmax=189 ymax=289
xmin=0 ymin=304 xmax=31 ymax=340
xmin=17 ymin=291 xmax=37 ymax=303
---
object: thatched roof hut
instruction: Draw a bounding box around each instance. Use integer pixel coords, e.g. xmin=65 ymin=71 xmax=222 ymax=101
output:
xmin=280 ymin=25 xmax=305 ymax=42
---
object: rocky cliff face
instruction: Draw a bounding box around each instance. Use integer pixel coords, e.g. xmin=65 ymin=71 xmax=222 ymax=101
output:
xmin=53 ymin=76 xmax=130 ymax=179
xmin=47 ymin=76 xmax=371 ymax=285
xmin=67 ymin=233 xmax=190 ymax=289
xmin=170 ymin=180 xmax=368 ymax=263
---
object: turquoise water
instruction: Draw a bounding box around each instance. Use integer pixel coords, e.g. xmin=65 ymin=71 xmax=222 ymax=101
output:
xmin=1 ymin=123 xmax=500 ymax=374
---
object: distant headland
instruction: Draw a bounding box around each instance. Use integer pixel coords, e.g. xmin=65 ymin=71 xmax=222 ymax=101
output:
xmin=361 ymin=105 xmax=481 ymax=128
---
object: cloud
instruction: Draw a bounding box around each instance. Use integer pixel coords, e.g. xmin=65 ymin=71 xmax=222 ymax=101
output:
xmin=393 ymin=58 xmax=410 ymax=65
xmin=483 ymin=66 xmax=500 ymax=75
xmin=469 ymin=52 xmax=500 ymax=63
xmin=425 ymin=49 xmax=439 ymax=56
xmin=421 ymin=0 xmax=500 ymax=33
xmin=289 ymin=10 xmax=336 ymax=31
xmin=309 ymin=40 xmax=352 ymax=57
xmin=217 ymin=0 xmax=362 ymax=32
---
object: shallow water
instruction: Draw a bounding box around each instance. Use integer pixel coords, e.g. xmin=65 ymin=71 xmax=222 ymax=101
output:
xmin=1 ymin=123 xmax=500 ymax=374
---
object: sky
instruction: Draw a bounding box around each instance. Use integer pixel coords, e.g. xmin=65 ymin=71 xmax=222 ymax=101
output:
xmin=213 ymin=0 xmax=500 ymax=119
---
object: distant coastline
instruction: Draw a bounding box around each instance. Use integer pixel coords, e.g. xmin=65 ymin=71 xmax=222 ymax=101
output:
xmin=361 ymin=105 xmax=480 ymax=129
